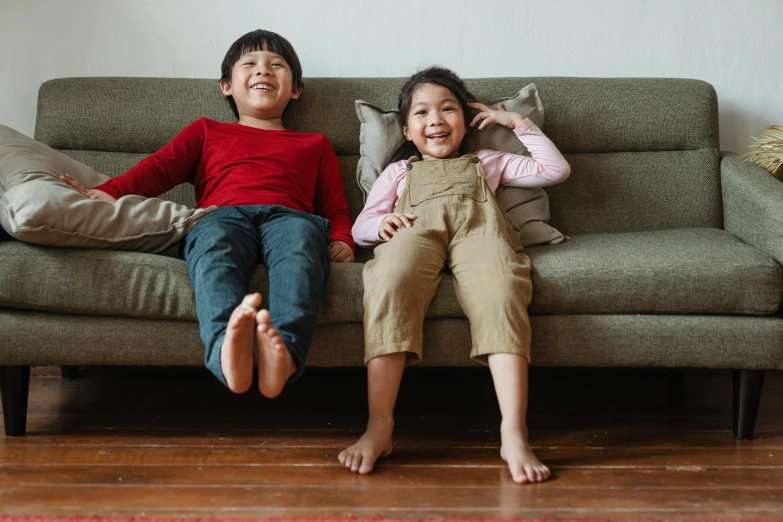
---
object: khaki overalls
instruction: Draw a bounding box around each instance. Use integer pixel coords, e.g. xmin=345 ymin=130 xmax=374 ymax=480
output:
xmin=362 ymin=154 xmax=533 ymax=365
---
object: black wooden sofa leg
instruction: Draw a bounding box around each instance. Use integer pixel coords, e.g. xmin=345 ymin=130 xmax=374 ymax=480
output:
xmin=0 ymin=365 xmax=31 ymax=436
xmin=61 ymin=366 xmax=79 ymax=380
xmin=733 ymin=369 xmax=765 ymax=440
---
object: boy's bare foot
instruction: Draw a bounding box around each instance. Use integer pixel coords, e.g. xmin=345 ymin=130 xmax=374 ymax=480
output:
xmin=338 ymin=417 xmax=394 ymax=474
xmin=255 ymin=309 xmax=296 ymax=398
xmin=220 ymin=293 xmax=261 ymax=394
xmin=500 ymin=422 xmax=551 ymax=484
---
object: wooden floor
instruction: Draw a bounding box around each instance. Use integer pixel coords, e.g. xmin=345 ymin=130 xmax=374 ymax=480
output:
xmin=1 ymin=365 xmax=782 ymax=519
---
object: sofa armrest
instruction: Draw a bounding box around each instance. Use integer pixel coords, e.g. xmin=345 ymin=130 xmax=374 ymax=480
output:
xmin=721 ymin=154 xmax=783 ymax=316
xmin=721 ymin=154 xmax=783 ymax=265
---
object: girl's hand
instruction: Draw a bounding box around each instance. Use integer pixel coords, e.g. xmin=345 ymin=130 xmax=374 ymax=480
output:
xmin=60 ymin=173 xmax=116 ymax=203
xmin=329 ymin=241 xmax=355 ymax=263
xmin=469 ymin=102 xmax=526 ymax=130
xmin=379 ymin=212 xmax=417 ymax=241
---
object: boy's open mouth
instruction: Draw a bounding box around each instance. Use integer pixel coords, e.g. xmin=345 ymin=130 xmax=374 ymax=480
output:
xmin=251 ymin=84 xmax=274 ymax=91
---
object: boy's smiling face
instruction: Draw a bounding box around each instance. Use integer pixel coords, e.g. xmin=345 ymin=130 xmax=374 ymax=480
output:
xmin=220 ymin=50 xmax=301 ymax=126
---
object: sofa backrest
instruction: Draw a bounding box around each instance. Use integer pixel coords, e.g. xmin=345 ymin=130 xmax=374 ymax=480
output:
xmin=35 ymin=77 xmax=721 ymax=235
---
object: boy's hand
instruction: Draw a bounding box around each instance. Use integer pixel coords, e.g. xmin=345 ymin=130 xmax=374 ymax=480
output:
xmin=379 ymin=212 xmax=417 ymax=241
xmin=468 ymin=102 xmax=527 ymax=130
xmin=60 ymin=173 xmax=116 ymax=203
xmin=329 ymin=241 xmax=355 ymax=263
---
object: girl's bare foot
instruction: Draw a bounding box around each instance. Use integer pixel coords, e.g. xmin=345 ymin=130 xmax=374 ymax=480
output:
xmin=500 ymin=422 xmax=550 ymax=484
xmin=220 ymin=293 xmax=261 ymax=393
xmin=255 ymin=309 xmax=296 ymax=398
xmin=338 ymin=417 xmax=394 ymax=474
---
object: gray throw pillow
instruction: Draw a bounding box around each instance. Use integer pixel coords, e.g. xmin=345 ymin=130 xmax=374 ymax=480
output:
xmin=355 ymin=84 xmax=564 ymax=247
xmin=0 ymin=125 xmax=216 ymax=253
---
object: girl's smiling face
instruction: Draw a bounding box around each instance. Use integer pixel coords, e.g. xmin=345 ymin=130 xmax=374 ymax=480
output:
xmin=404 ymin=83 xmax=467 ymax=160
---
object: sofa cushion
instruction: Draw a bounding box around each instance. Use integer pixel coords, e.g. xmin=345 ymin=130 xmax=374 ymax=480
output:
xmin=0 ymin=125 xmax=215 ymax=253
xmin=526 ymin=228 xmax=782 ymax=315
xmin=0 ymin=228 xmax=779 ymax=322
xmin=35 ymin=78 xmax=719 ymax=156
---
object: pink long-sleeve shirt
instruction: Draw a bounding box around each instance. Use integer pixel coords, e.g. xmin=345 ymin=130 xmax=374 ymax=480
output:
xmin=352 ymin=119 xmax=571 ymax=248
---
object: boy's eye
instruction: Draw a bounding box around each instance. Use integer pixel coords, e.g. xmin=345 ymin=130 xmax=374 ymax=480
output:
xmin=271 ymin=63 xmax=283 ymax=67
xmin=243 ymin=62 xmax=254 ymax=66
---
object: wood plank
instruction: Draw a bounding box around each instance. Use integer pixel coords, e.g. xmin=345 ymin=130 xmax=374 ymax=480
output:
xmin=2 ymin=484 xmax=783 ymax=512
xmin=17 ymin=411 xmax=783 ymax=432
xmin=2 ymin=445 xmax=783 ymax=468
xmin=3 ymin=428 xmax=783 ymax=448
xmin=2 ymin=464 xmax=783 ymax=489
xmin=3 ymin=505 xmax=781 ymax=520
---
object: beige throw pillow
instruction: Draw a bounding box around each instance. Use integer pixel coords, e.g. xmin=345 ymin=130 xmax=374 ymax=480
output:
xmin=355 ymin=84 xmax=564 ymax=247
xmin=0 ymin=125 xmax=216 ymax=253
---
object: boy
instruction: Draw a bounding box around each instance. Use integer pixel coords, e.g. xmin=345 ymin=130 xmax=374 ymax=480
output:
xmin=62 ymin=29 xmax=355 ymax=397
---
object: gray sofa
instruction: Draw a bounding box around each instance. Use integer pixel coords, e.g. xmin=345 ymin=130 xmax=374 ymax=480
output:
xmin=1 ymin=77 xmax=781 ymax=438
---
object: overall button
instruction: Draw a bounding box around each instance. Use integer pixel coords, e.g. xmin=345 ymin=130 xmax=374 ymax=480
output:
xmin=470 ymin=156 xmax=480 ymax=164
xmin=405 ymin=163 xmax=413 ymax=170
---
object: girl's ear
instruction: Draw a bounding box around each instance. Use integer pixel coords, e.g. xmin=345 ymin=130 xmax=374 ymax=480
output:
xmin=403 ymin=125 xmax=411 ymax=141
xmin=219 ymin=79 xmax=232 ymax=96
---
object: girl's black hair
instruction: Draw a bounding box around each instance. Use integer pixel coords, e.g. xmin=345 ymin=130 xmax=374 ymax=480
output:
xmin=386 ymin=66 xmax=477 ymax=165
xmin=220 ymin=29 xmax=304 ymax=119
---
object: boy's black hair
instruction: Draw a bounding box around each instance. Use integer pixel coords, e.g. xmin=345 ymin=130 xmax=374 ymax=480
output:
xmin=387 ymin=66 xmax=477 ymax=165
xmin=220 ymin=29 xmax=304 ymax=119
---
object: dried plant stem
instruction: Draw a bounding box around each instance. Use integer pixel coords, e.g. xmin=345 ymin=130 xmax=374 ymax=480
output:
xmin=740 ymin=125 xmax=783 ymax=181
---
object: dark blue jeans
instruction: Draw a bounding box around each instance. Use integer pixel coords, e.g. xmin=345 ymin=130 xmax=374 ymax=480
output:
xmin=181 ymin=206 xmax=331 ymax=387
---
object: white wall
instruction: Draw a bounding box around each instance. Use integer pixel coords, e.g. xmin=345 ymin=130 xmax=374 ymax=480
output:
xmin=1 ymin=0 xmax=781 ymax=153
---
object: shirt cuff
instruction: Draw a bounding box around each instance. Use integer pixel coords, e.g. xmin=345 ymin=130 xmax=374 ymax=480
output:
xmin=513 ymin=118 xmax=537 ymax=135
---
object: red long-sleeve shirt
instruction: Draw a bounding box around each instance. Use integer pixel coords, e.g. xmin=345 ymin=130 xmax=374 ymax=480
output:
xmin=95 ymin=118 xmax=355 ymax=251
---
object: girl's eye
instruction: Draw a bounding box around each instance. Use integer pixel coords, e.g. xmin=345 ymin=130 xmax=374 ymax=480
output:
xmin=415 ymin=110 xmax=426 ymax=116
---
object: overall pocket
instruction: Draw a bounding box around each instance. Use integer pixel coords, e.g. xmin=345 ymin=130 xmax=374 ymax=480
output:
xmin=408 ymin=169 xmax=486 ymax=206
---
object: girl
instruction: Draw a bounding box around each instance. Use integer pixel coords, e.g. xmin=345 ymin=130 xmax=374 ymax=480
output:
xmin=339 ymin=67 xmax=570 ymax=484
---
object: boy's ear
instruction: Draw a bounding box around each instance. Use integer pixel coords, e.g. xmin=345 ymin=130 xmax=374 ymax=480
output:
xmin=219 ymin=79 xmax=232 ymax=96
xmin=291 ymin=85 xmax=303 ymax=100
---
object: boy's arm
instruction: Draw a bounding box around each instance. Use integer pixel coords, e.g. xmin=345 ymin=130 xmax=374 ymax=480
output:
xmin=94 ymin=118 xmax=207 ymax=199
xmin=313 ymin=136 xmax=356 ymax=253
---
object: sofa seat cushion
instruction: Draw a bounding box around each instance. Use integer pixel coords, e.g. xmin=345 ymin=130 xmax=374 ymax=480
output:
xmin=0 ymin=228 xmax=779 ymax=323
xmin=526 ymin=228 xmax=782 ymax=315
